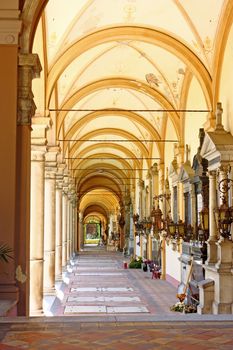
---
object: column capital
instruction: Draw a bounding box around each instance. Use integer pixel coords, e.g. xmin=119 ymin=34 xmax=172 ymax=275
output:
xmin=31 ymin=116 xmax=51 ymax=146
xmin=18 ymin=54 xmax=42 ymax=78
xmin=208 ymin=170 xmax=217 ymax=178
xmin=218 ymin=164 xmax=231 ymax=175
xmin=17 ymin=54 xmax=42 ymax=126
xmin=31 ymin=148 xmax=46 ymax=161
xmin=137 ymin=179 xmax=144 ymax=188
xmin=45 ymin=146 xmax=59 ymax=169
xmin=151 ymin=163 xmax=159 ymax=176
xmin=0 ymin=8 xmax=21 ymax=45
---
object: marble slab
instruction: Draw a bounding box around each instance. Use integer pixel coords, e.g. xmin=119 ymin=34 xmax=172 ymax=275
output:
xmin=70 ymin=287 xmax=134 ymax=292
xmin=107 ymin=306 xmax=149 ymax=313
xmin=75 ymin=272 xmax=123 ymax=276
xmin=64 ymin=305 xmax=149 ymax=314
xmin=67 ymin=296 xmax=140 ymax=302
xmin=64 ymin=305 xmax=106 ymax=314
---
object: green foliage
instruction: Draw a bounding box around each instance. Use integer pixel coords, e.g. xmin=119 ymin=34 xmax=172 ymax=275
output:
xmin=85 ymin=239 xmax=100 ymax=244
xmin=129 ymin=261 xmax=142 ymax=268
xmin=128 ymin=256 xmax=143 ymax=269
xmin=0 ymin=243 xmax=13 ymax=263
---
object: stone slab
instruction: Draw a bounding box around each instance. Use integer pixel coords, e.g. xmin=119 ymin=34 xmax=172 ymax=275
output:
xmin=107 ymin=306 xmax=149 ymax=313
xmin=64 ymin=306 xmax=106 ymax=314
xmin=75 ymin=272 xmax=123 ymax=276
xmin=70 ymin=287 xmax=134 ymax=292
xmin=67 ymin=296 xmax=140 ymax=302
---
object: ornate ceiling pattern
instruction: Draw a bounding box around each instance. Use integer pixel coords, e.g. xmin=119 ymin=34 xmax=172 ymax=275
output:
xmin=32 ymin=0 xmax=227 ymax=221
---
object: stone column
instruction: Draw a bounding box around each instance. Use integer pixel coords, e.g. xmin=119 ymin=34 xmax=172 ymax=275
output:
xmin=55 ymin=172 xmax=63 ymax=277
xmin=151 ymin=163 xmax=159 ymax=198
xmin=159 ymin=162 xmax=165 ymax=216
xmin=43 ymin=148 xmax=58 ymax=293
xmin=79 ymin=212 xmax=84 ymax=250
xmin=73 ymin=200 xmax=78 ymax=254
xmin=160 ymin=232 xmax=167 ymax=280
xmin=190 ymin=183 xmax=196 ymax=229
xmin=15 ymin=53 xmax=42 ymax=315
xmin=66 ymin=193 xmax=71 ymax=262
xmin=30 ymin=116 xmax=50 ymax=315
xmin=138 ymin=180 xmax=144 ymax=218
xmin=62 ymin=184 xmax=68 ymax=267
xmin=0 ymin=13 xmax=28 ymax=313
xmin=71 ymin=195 xmax=77 ymax=256
xmin=206 ymin=170 xmax=218 ymax=264
xmin=30 ymin=149 xmax=46 ymax=315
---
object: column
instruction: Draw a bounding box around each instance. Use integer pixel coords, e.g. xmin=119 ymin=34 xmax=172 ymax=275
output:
xmin=30 ymin=116 xmax=50 ymax=315
xmin=206 ymin=170 xmax=218 ymax=264
xmin=160 ymin=232 xmax=166 ymax=280
xmin=30 ymin=149 xmax=46 ymax=315
xmin=0 ymin=12 xmax=22 ymax=310
xmin=55 ymin=172 xmax=63 ymax=277
xmin=151 ymin=163 xmax=159 ymax=198
xmin=78 ymin=212 xmax=84 ymax=250
xmin=159 ymin=162 xmax=165 ymax=216
xmin=62 ymin=185 xmax=68 ymax=267
xmin=16 ymin=53 xmax=42 ymax=315
xmin=66 ymin=193 xmax=71 ymax=262
xmin=138 ymin=180 xmax=144 ymax=218
xmin=43 ymin=148 xmax=58 ymax=293
xmin=71 ymin=196 xmax=77 ymax=257
xmin=73 ymin=200 xmax=78 ymax=254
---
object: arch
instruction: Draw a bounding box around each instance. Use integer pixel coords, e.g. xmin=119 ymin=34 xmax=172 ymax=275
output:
xmin=69 ymin=143 xmax=143 ymax=170
xmin=56 ymin=78 xmax=181 ymax=151
xmin=64 ymin=128 xmax=149 ymax=159
xmin=72 ymin=152 xmax=142 ymax=180
xmin=47 ymin=26 xmax=212 ymax=109
xmin=212 ymin=0 xmax=233 ymax=107
xmin=20 ymin=0 xmax=48 ymax=52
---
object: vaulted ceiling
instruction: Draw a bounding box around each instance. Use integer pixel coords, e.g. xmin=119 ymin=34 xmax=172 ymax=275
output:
xmin=32 ymin=0 xmax=227 ymax=220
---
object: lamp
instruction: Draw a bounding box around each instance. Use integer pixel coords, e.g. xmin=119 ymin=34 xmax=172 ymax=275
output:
xmin=214 ymin=178 xmax=233 ymax=239
xmin=133 ymin=213 xmax=143 ymax=236
xmin=167 ymin=219 xmax=185 ymax=239
xmin=199 ymin=206 xmax=209 ymax=241
xmin=142 ymin=217 xmax=152 ymax=235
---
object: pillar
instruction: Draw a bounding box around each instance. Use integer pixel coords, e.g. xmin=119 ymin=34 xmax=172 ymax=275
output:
xmin=151 ymin=163 xmax=159 ymax=198
xmin=30 ymin=150 xmax=45 ymax=315
xmin=43 ymin=147 xmax=58 ymax=293
xmin=160 ymin=233 xmax=166 ymax=280
xmin=79 ymin=212 xmax=84 ymax=249
xmin=159 ymin=162 xmax=166 ymax=216
xmin=15 ymin=53 xmax=42 ymax=315
xmin=30 ymin=116 xmax=50 ymax=315
xmin=73 ymin=199 xmax=78 ymax=254
xmin=66 ymin=194 xmax=71 ymax=262
xmin=62 ymin=185 xmax=68 ymax=267
xmin=138 ymin=180 xmax=144 ymax=218
xmin=55 ymin=171 xmax=63 ymax=277
xmin=206 ymin=170 xmax=218 ymax=264
xmin=0 ymin=11 xmax=21 ymax=309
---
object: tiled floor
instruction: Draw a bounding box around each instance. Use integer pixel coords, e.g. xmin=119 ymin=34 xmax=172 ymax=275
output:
xmin=1 ymin=246 xmax=233 ymax=349
xmin=50 ymin=247 xmax=178 ymax=316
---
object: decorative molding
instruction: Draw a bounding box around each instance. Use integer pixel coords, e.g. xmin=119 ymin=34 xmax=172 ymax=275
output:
xmin=0 ymin=15 xmax=22 ymax=45
xmin=17 ymin=54 xmax=42 ymax=125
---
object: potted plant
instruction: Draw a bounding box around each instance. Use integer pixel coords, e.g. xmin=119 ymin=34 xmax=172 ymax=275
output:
xmin=0 ymin=243 xmax=13 ymax=263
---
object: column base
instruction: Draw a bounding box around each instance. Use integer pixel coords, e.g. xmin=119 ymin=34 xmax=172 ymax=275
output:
xmin=205 ymin=238 xmax=218 ymax=265
xmin=30 ymin=308 xmax=44 ymax=316
xmin=43 ymin=287 xmax=56 ymax=296
xmin=213 ymin=301 xmax=232 ymax=314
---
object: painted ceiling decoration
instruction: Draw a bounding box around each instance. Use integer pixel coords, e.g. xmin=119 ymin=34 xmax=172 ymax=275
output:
xmin=33 ymin=0 xmax=225 ymax=222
